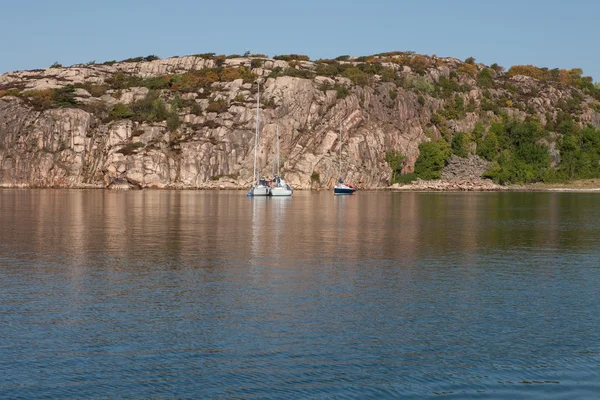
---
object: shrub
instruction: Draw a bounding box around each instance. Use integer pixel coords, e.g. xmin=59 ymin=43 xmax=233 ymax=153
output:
xmin=167 ymin=113 xmax=181 ymax=132
xmin=435 ymin=76 xmax=464 ymax=98
xmin=250 ymin=59 xmax=264 ymax=68
xmin=381 ymin=68 xmax=396 ymax=83
xmin=273 ymin=54 xmax=310 ymax=61
xmin=193 ymin=53 xmax=216 ymax=59
xmin=458 ymin=63 xmax=477 ymax=78
xmin=56 ymin=86 xmax=77 ymax=105
xmin=214 ymin=55 xmax=226 ymax=66
xmin=477 ymin=68 xmax=494 ymax=89
xmin=315 ymin=62 xmax=341 ymax=77
xmin=385 ymin=151 xmax=406 ymax=183
xmin=389 ymin=90 xmax=398 ymax=101
xmin=220 ymin=68 xmax=242 ymax=81
xmin=141 ymin=76 xmax=170 ymax=90
xmin=342 ymin=67 xmax=369 ymax=85
xmin=20 ymin=89 xmax=55 ymax=109
xmin=414 ymin=140 xmax=452 ymax=179
xmin=310 ymin=172 xmax=320 ymax=183
xmin=396 ymin=173 xmax=417 ymax=184
xmin=121 ymin=56 xmax=144 ymax=63
xmin=491 ymin=63 xmax=504 ymax=73
xmin=336 ymin=85 xmax=349 ymax=99
xmin=0 ymin=89 xmax=21 ymax=98
xmin=109 ymin=103 xmax=134 ymax=119
xmin=451 ymin=132 xmax=471 ymax=158
xmin=281 ymin=67 xmax=313 ymax=79
xmin=206 ymin=99 xmax=228 ymax=113
xmin=50 ymin=62 xmax=62 ymax=68
xmin=440 ymin=95 xmax=466 ymax=120
xmin=404 ymin=75 xmax=434 ymax=94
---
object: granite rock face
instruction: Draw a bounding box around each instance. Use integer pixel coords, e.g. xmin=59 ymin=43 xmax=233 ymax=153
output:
xmin=1 ymin=54 xmax=598 ymax=189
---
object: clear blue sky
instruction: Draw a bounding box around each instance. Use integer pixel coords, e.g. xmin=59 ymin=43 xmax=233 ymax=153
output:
xmin=1 ymin=0 xmax=598 ymax=81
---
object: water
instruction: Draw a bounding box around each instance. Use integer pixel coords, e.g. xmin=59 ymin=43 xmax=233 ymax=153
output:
xmin=1 ymin=190 xmax=599 ymax=399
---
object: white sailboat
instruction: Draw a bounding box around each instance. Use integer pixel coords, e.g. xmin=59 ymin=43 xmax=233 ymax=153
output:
xmin=334 ymin=121 xmax=356 ymax=195
xmin=247 ymin=81 xmax=270 ymax=196
xmin=270 ymin=125 xmax=293 ymax=197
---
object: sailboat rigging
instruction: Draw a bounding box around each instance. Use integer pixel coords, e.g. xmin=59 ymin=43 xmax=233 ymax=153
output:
xmin=269 ymin=125 xmax=293 ymax=196
xmin=333 ymin=121 xmax=356 ymax=195
xmin=247 ymin=80 xmax=270 ymax=196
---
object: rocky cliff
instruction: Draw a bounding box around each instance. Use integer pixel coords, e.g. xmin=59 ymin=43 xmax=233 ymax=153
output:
xmin=1 ymin=53 xmax=599 ymax=189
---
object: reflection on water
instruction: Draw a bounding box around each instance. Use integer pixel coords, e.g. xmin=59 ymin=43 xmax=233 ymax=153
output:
xmin=1 ymin=190 xmax=599 ymax=399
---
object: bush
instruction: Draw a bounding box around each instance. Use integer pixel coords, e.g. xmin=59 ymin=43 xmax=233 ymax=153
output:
xmin=273 ymin=54 xmax=310 ymax=61
xmin=414 ymin=140 xmax=451 ymax=179
xmin=477 ymin=131 xmax=499 ymax=161
xmin=336 ymin=85 xmax=349 ymax=99
xmin=434 ymin=76 xmax=465 ymax=98
xmin=385 ymin=151 xmax=406 ymax=183
xmin=404 ymin=75 xmax=434 ymax=94
xmin=477 ymin=68 xmax=494 ymax=89
xmin=141 ymin=76 xmax=170 ymax=90
xmin=121 ymin=56 xmax=144 ymax=63
xmin=250 ymin=59 xmax=264 ymax=69
xmin=342 ymin=67 xmax=369 ymax=86
xmin=220 ymin=68 xmax=242 ymax=81
xmin=315 ymin=63 xmax=341 ymax=77
xmin=167 ymin=113 xmax=181 ymax=132
xmin=280 ymin=67 xmax=313 ymax=79
xmin=0 ymin=89 xmax=21 ymax=98
xmin=206 ymin=99 xmax=228 ymax=113
xmin=440 ymin=95 xmax=466 ymax=120
xmin=451 ymin=132 xmax=471 ymax=158
xmin=109 ymin=103 xmax=134 ymax=119
xmin=50 ymin=62 xmax=62 ymax=68
xmin=310 ymin=172 xmax=320 ymax=183
xmin=396 ymin=173 xmax=417 ymax=184
xmin=458 ymin=63 xmax=477 ymax=77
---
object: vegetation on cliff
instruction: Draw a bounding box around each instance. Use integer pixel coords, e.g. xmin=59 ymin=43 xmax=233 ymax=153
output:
xmin=1 ymin=50 xmax=599 ymax=188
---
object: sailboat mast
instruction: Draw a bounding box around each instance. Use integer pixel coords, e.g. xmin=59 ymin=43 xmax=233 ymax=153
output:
xmin=339 ymin=121 xmax=342 ymax=179
xmin=253 ymin=81 xmax=260 ymax=183
xmin=276 ymin=125 xmax=280 ymax=176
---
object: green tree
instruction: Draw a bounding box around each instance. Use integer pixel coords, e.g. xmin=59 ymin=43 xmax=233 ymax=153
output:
xmin=109 ymin=103 xmax=134 ymax=119
xmin=451 ymin=132 xmax=471 ymax=158
xmin=385 ymin=151 xmax=406 ymax=183
xmin=414 ymin=140 xmax=451 ymax=179
xmin=477 ymin=131 xmax=499 ymax=161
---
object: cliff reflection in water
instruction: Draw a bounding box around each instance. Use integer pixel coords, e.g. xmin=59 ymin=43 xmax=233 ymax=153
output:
xmin=1 ymin=190 xmax=599 ymax=399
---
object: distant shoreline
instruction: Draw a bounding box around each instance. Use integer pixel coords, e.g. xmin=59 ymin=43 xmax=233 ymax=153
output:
xmin=2 ymin=180 xmax=600 ymax=192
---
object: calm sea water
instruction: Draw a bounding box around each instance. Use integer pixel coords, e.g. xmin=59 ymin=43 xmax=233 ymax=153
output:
xmin=1 ymin=190 xmax=599 ymax=399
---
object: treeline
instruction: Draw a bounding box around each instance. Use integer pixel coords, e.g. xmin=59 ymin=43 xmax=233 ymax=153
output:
xmin=391 ymin=114 xmax=600 ymax=185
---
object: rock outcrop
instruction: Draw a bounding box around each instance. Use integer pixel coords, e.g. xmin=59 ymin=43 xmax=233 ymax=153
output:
xmin=1 ymin=53 xmax=598 ymax=189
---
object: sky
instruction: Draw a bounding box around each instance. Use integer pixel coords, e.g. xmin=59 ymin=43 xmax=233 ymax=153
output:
xmin=0 ymin=0 xmax=598 ymax=81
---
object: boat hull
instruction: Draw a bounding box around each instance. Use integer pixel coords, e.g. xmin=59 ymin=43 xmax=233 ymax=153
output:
xmin=334 ymin=187 xmax=356 ymax=195
xmin=270 ymin=187 xmax=293 ymax=196
xmin=248 ymin=185 xmax=270 ymax=196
